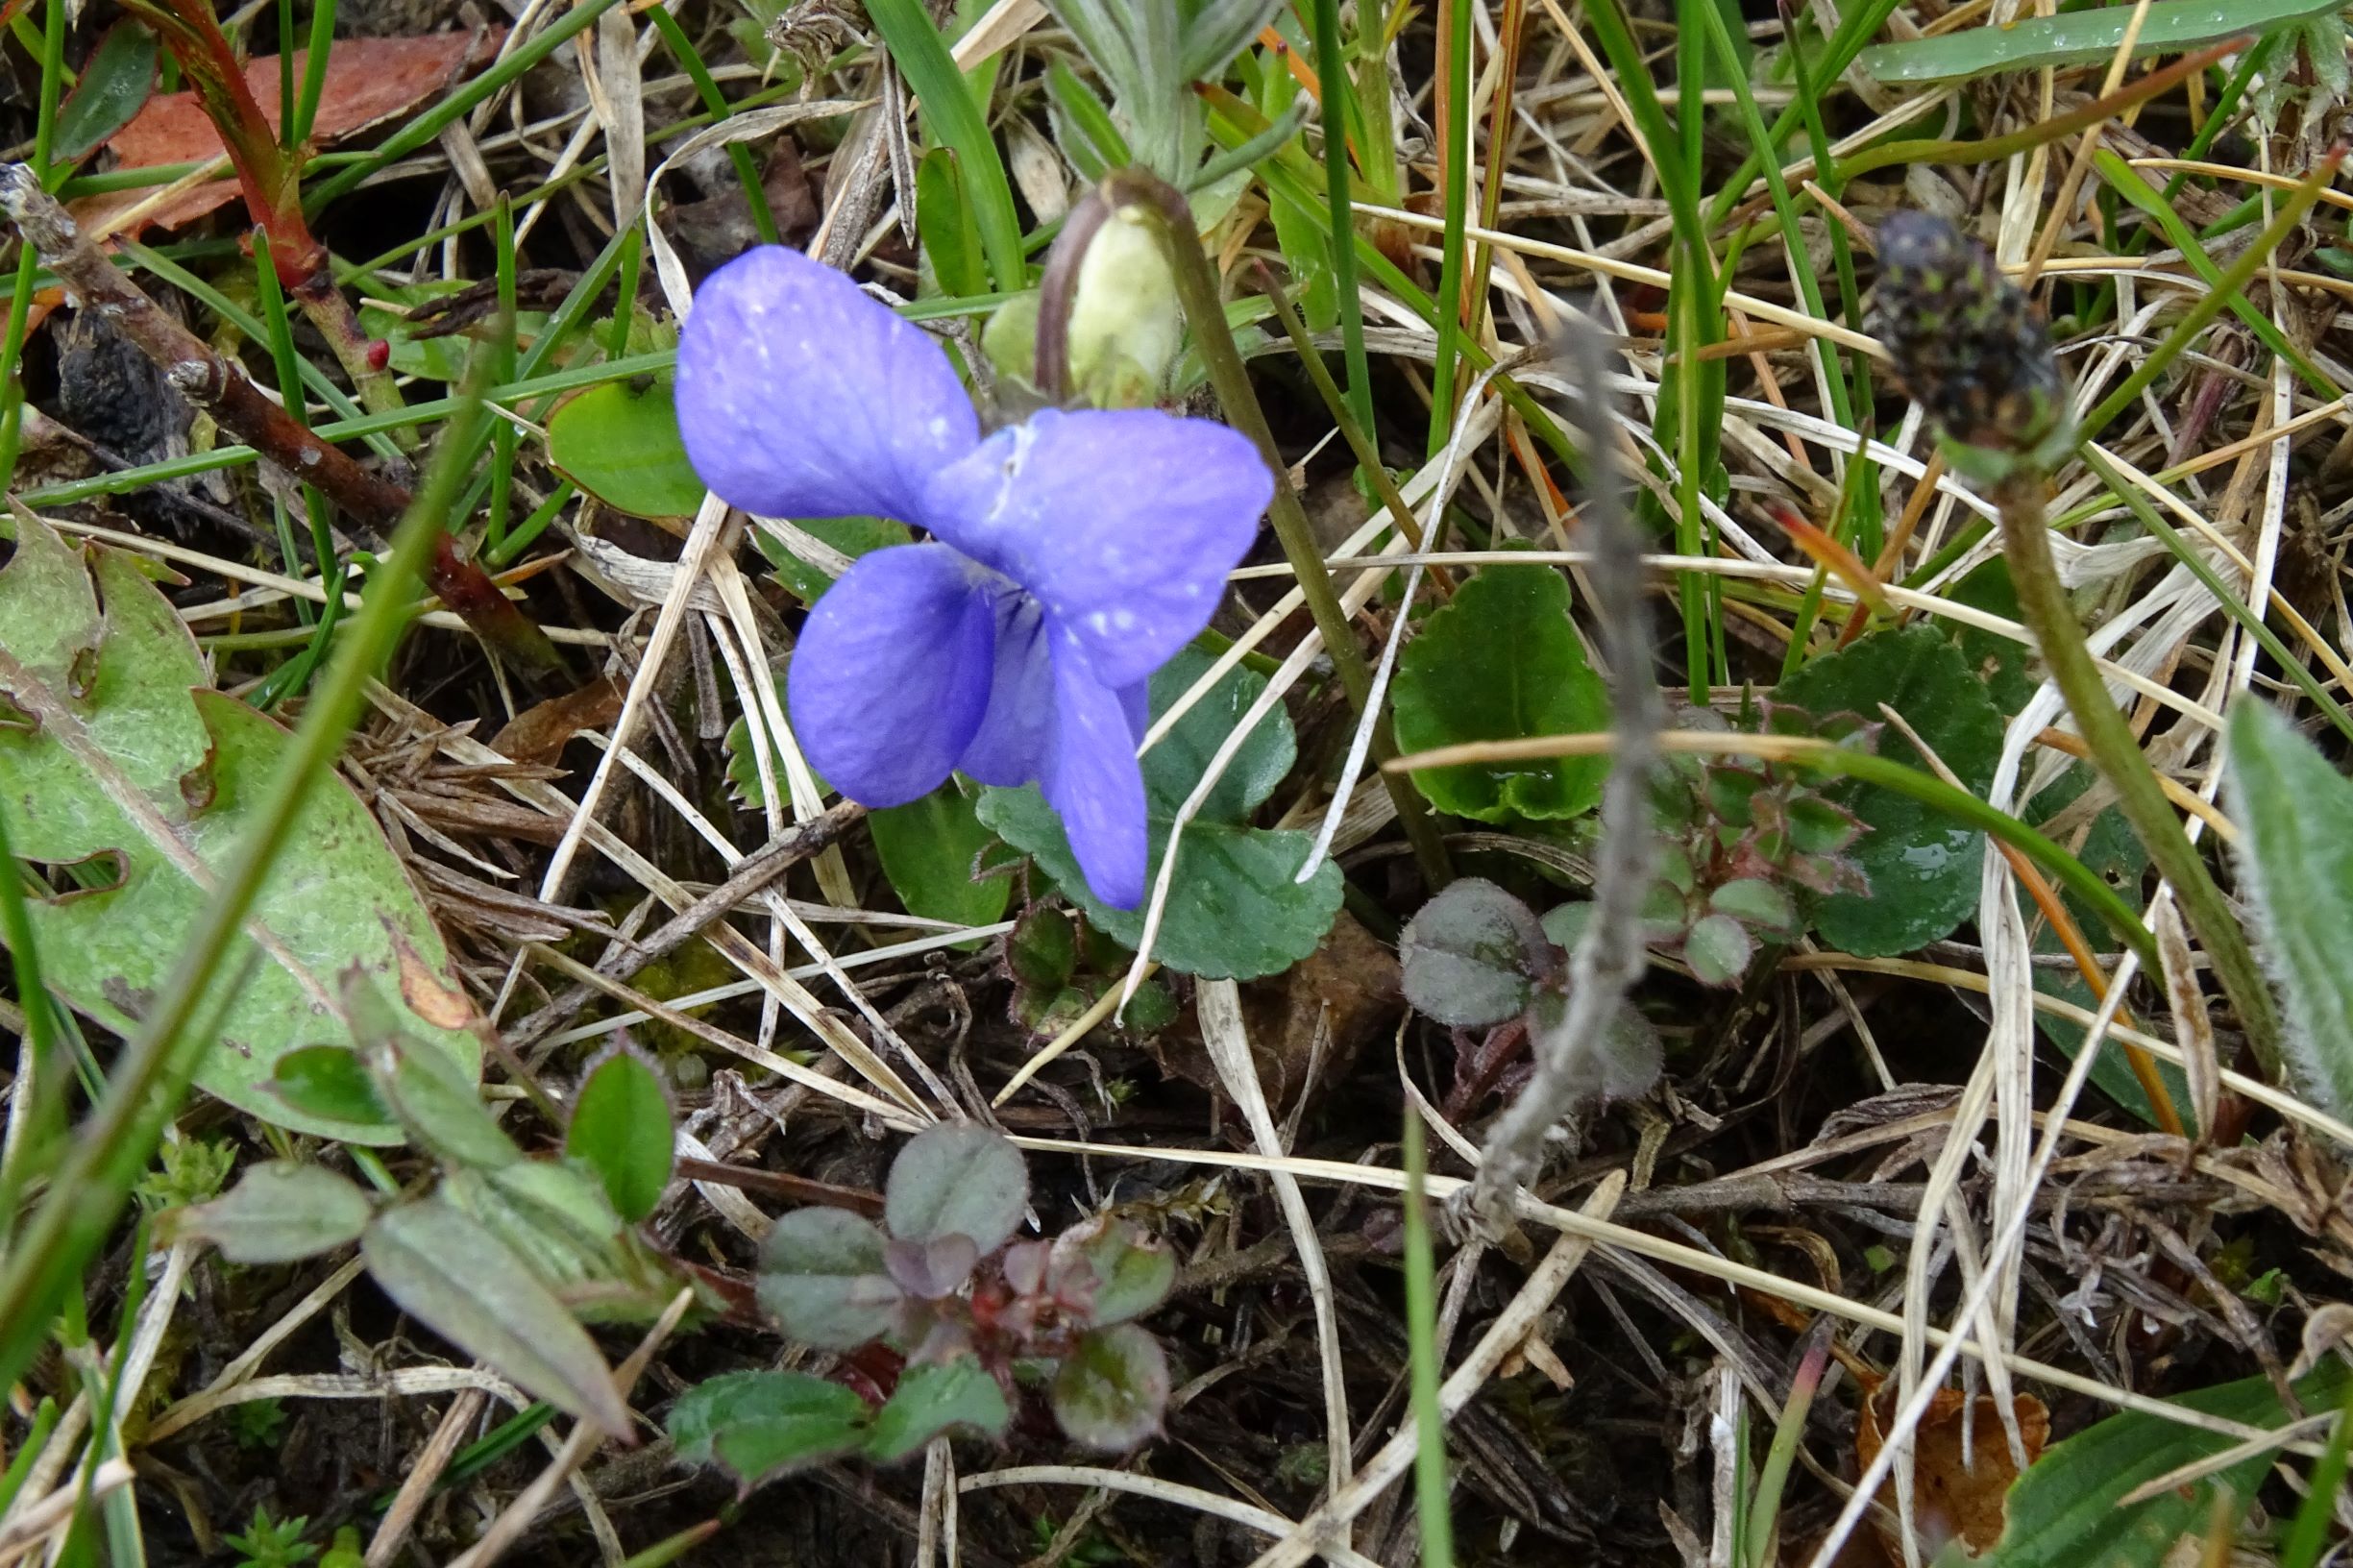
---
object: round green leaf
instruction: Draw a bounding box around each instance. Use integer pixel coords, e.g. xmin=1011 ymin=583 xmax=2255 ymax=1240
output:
xmin=547 ymin=380 xmax=705 ymax=518
xmin=870 ymin=782 xmax=1010 ymax=930
xmin=884 ymin=1125 xmax=1028 ymax=1252
xmin=1775 ymin=625 xmax=2006 ymax=957
xmin=1399 ymin=877 xmax=1552 ymax=1027
xmin=1523 ymin=990 xmax=1663 ymax=1105
xmin=670 ymin=1369 xmax=873 ymax=1488
xmin=1050 ymin=1216 xmax=1176 ymax=1327
xmin=564 ymin=1045 xmax=674 ymax=1223
xmin=756 ymin=1206 xmax=900 ymax=1350
xmin=269 ymin=1046 xmax=387 ymax=1127
xmin=1050 ymin=1324 xmax=1170 ymax=1451
xmin=1682 ymin=913 xmax=1754 ymax=986
xmin=1391 ymin=563 xmax=1609 ymax=821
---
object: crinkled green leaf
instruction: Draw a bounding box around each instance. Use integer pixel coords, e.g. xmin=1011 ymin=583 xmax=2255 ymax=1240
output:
xmin=547 ymin=380 xmax=705 ymax=518
xmin=1776 ymin=626 xmax=2005 ymax=957
xmin=2226 ymin=700 xmax=2353 ymax=1119
xmin=885 ymin=1124 xmax=1028 ymax=1252
xmin=865 ymin=1359 xmax=1011 ymax=1461
xmin=1399 ymin=877 xmax=1550 ymax=1027
xmin=174 ymin=1161 xmax=372 ymax=1263
xmin=976 ymin=649 xmax=1342 ymax=979
xmin=565 ymin=1045 xmax=674 ymax=1223
xmin=1968 ymin=1361 xmax=2348 ymax=1566
xmin=756 ymin=1206 xmax=899 ymax=1349
xmin=669 ymin=1369 xmax=872 ymax=1487
xmin=1391 ymin=563 xmax=1609 ymax=822
xmin=363 ymin=1196 xmax=630 ymax=1437
xmin=1050 ymin=1323 xmax=1170 ymax=1451
xmin=870 ymin=782 xmax=1010 ymax=930
xmin=0 ymin=518 xmax=478 ymax=1140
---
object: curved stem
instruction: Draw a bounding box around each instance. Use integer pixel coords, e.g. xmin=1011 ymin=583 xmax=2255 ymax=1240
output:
xmin=1995 ymin=472 xmax=2281 ymax=1074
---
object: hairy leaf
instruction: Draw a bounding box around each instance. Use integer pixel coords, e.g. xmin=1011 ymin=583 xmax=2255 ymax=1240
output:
xmin=1050 ymin=1323 xmax=1170 ymax=1450
xmin=174 ymin=1161 xmax=372 ymax=1263
xmin=0 ymin=518 xmax=478 ymax=1140
xmin=670 ymin=1369 xmax=872 ymax=1487
xmin=757 ymin=1206 xmax=900 ymax=1349
xmin=363 ymin=1196 xmax=630 ymax=1437
xmin=566 ymin=1046 xmax=675 ymax=1224
xmin=2226 ymin=700 xmax=2353 ymax=1117
xmin=1399 ymin=877 xmax=1551 ymax=1027
xmin=886 ymin=1124 xmax=1028 ymax=1252
xmin=866 ymin=1359 xmax=1012 ymax=1461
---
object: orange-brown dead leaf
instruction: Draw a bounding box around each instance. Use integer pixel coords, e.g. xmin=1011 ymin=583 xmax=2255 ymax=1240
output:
xmin=77 ymin=30 xmax=501 ymax=238
xmin=1855 ymin=1378 xmax=2050 ymax=1561
xmin=491 ymin=676 xmax=626 ymax=768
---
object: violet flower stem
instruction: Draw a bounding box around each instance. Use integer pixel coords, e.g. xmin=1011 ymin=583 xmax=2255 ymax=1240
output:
xmin=1112 ymin=165 xmax=1452 ymax=890
xmin=1033 ymin=188 xmax=1111 ymax=404
xmin=1995 ymin=472 xmax=2282 ymax=1078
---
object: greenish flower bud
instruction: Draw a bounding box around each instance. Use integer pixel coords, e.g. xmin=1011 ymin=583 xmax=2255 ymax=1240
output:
xmin=1066 ymin=205 xmax=1182 ymax=406
xmin=1874 ymin=212 xmax=2074 ymax=482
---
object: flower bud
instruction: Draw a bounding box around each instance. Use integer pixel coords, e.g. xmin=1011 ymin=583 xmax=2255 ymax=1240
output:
xmin=1873 ymin=212 xmax=2072 ymax=476
xmin=1066 ymin=205 xmax=1182 ymax=407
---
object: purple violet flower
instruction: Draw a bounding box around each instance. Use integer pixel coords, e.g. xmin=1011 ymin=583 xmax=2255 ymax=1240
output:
xmin=675 ymin=246 xmax=1273 ymax=909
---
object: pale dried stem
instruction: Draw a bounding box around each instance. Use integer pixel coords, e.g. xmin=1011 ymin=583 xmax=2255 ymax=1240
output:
xmin=1466 ymin=318 xmax=1661 ymax=1232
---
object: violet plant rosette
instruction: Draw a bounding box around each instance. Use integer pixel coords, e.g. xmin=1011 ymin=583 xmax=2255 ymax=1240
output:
xmin=674 ymin=246 xmax=1273 ymax=909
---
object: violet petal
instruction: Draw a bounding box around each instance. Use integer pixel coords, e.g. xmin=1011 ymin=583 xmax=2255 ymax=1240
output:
xmin=787 ymin=544 xmax=995 ymax=806
xmin=676 ymin=246 xmax=978 ymax=525
xmin=956 ymin=586 xmax=1055 ymax=787
xmin=921 ymin=408 xmax=1269 ymax=688
xmin=1044 ymin=625 xmax=1150 ymax=909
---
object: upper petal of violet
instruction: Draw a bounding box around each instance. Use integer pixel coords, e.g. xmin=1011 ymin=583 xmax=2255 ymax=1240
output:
xmin=786 ymin=544 xmax=996 ymax=807
xmin=920 ymin=408 xmax=1269 ymax=689
xmin=676 ymin=246 xmax=979 ymax=526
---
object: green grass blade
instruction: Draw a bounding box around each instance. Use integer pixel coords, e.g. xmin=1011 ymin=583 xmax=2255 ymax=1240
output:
xmin=1402 ymin=1113 xmax=1455 ymax=1568
xmin=868 ymin=0 xmax=1026 ymax=292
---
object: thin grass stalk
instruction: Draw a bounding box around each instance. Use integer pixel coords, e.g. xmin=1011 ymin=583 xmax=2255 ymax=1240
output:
xmin=1402 ymin=1113 xmax=1456 ymax=1568
xmin=1310 ymin=0 xmax=1375 ymax=438
xmin=0 ymin=367 xmax=497 ymax=1397
xmin=1425 ymin=0 xmax=1475 ymax=456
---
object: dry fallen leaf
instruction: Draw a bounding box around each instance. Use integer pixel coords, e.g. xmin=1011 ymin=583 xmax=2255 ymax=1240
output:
xmin=490 ymin=675 xmax=626 ymax=768
xmin=1154 ymin=910 xmax=1403 ymax=1113
xmin=1855 ymin=1377 xmax=2050 ymax=1560
xmin=75 ymin=30 xmax=502 ymax=239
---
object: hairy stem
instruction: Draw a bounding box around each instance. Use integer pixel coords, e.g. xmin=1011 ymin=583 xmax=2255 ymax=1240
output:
xmin=1468 ymin=319 xmax=1661 ymax=1232
xmin=1995 ymin=472 xmax=2282 ymax=1076
xmin=1110 ymin=164 xmax=1452 ymax=890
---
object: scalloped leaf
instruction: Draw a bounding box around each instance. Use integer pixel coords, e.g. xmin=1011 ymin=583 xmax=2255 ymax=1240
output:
xmin=0 ymin=516 xmax=478 ymax=1141
xmin=1775 ymin=626 xmax=2005 ymax=957
xmin=865 ymin=1359 xmax=1011 ymax=1461
xmin=1391 ymin=563 xmax=1609 ymax=822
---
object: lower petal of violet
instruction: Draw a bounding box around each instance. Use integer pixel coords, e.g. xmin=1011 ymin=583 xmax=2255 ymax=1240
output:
xmin=1042 ymin=625 xmax=1151 ymax=910
xmin=787 ymin=543 xmax=996 ymax=807
xmin=956 ymin=587 xmax=1055 ymax=788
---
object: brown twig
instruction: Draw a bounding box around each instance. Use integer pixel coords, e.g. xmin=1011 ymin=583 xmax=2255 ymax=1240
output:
xmin=1466 ymin=316 xmax=1661 ymax=1237
xmin=0 ymin=164 xmax=559 ymax=671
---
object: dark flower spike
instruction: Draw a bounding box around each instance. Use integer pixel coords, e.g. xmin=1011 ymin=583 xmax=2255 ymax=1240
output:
xmin=676 ymin=247 xmax=1272 ymax=908
xmin=1873 ymin=212 xmax=2075 ymax=484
